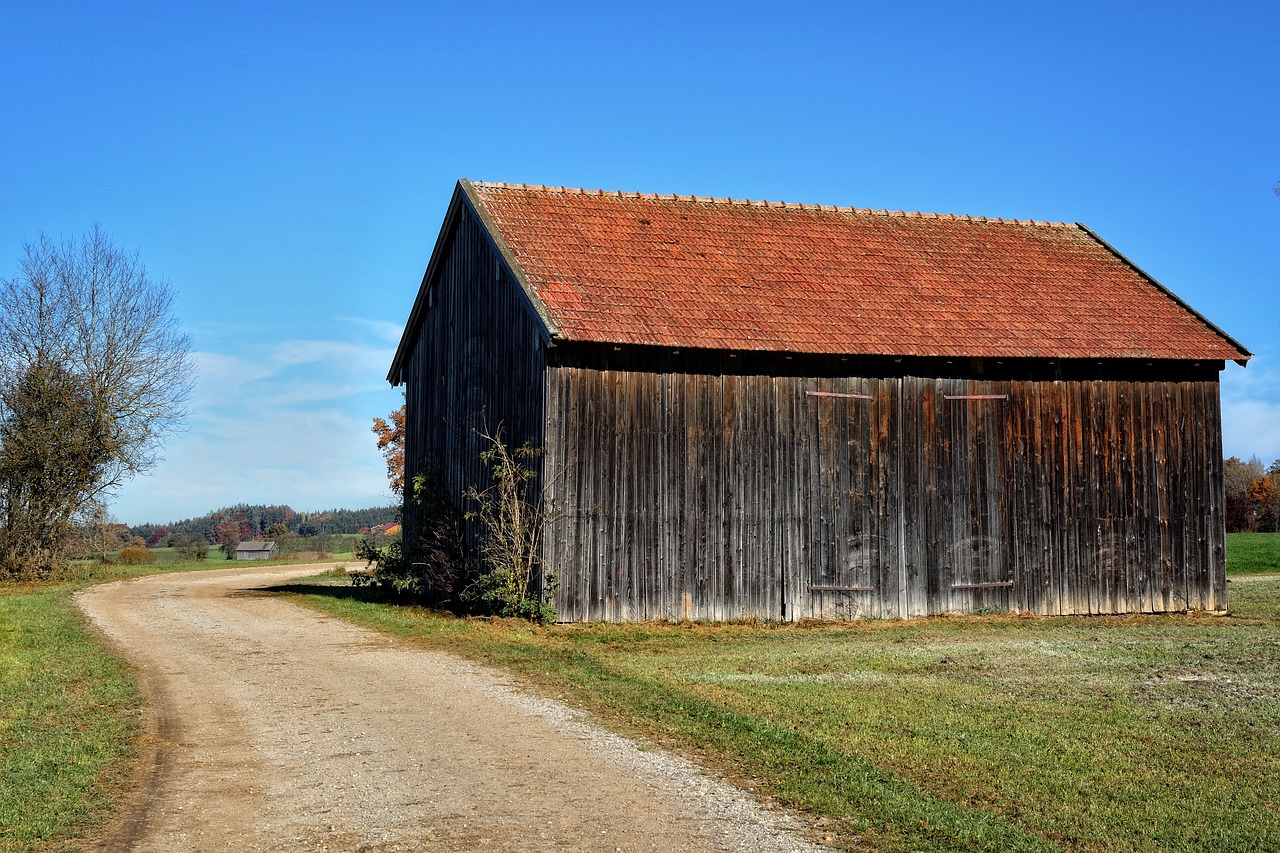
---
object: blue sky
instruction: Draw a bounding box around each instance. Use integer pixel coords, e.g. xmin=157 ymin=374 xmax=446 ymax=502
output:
xmin=2 ymin=1 xmax=1277 ymax=525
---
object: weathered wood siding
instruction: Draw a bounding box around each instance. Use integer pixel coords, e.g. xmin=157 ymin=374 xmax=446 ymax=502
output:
xmin=400 ymin=206 xmax=547 ymax=558
xmin=543 ymin=364 xmax=1225 ymax=622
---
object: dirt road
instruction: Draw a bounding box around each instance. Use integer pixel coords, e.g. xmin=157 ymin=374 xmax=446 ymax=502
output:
xmin=75 ymin=565 xmax=830 ymax=852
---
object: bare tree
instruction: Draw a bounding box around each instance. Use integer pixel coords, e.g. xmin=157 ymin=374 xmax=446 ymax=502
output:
xmin=0 ymin=226 xmax=195 ymax=578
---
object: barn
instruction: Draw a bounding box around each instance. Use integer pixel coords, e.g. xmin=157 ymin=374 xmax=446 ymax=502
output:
xmin=388 ymin=180 xmax=1250 ymax=622
xmin=235 ymin=540 xmax=279 ymax=561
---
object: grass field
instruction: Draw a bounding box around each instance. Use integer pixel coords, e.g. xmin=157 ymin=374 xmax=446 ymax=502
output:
xmin=0 ymin=561 xmax=221 ymax=853
xmin=136 ymin=539 xmax=357 ymax=565
xmin=1225 ymin=531 xmax=1280 ymax=574
xmin=281 ymin=573 xmax=1280 ymax=852
xmin=3 ymin=540 xmax=1277 ymax=852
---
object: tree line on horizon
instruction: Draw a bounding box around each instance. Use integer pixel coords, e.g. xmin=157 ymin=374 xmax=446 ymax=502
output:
xmin=128 ymin=503 xmax=399 ymax=547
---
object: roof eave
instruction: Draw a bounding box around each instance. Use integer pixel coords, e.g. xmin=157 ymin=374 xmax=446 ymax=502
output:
xmin=1074 ymin=223 xmax=1251 ymax=367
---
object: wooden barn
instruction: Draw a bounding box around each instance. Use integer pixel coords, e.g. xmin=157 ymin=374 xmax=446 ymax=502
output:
xmin=388 ymin=180 xmax=1250 ymax=622
xmin=235 ymin=540 xmax=279 ymax=561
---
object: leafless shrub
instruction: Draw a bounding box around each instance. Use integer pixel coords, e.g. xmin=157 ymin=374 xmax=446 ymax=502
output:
xmin=463 ymin=427 xmax=556 ymax=623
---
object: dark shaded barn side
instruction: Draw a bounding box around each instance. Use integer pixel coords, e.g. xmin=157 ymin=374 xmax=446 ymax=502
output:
xmin=398 ymin=202 xmax=547 ymax=530
xmin=390 ymin=180 xmax=1248 ymax=623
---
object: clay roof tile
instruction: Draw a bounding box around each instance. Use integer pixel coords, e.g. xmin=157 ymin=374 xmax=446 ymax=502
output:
xmin=462 ymin=181 xmax=1249 ymax=363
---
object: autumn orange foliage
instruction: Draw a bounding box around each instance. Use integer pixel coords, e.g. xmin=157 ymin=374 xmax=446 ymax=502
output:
xmin=373 ymin=395 xmax=405 ymax=496
xmin=119 ymin=546 xmax=156 ymax=565
xmin=1226 ymin=456 xmax=1280 ymax=532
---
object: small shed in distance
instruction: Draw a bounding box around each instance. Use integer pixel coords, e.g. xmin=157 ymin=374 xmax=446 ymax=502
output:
xmin=235 ymin=540 xmax=279 ymax=561
xmin=389 ymin=180 xmax=1250 ymax=622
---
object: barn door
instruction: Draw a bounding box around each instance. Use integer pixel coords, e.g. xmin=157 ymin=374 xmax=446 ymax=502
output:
xmin=802 ymin=377 xmax=1010 ymax=620
xmin=803 ymin=378 xmax=902 ymax=619
xmin=900 ymin=377 xmax=1012 ymax=616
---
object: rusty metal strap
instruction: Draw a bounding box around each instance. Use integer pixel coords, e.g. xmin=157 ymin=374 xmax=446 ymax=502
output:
xmin=808 ymin=584 xmax=874 ymax=592
xmin=805 ymin=391 xmax=873 ymax=399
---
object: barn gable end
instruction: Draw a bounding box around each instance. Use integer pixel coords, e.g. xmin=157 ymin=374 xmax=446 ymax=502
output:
xmin=392 ymin=185 xmax=550 ymax=529
xmin=391 ymin=180 xmax=1250 ymax=622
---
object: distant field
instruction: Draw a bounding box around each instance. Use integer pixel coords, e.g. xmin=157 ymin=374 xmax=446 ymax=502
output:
xmin=1226 ymin=532 xmax=1280 ymax=575
xmin=145 ymin=546 xmax=221 ymax=564
xmin=126 ymin=538 xmax=358 ymax=566
xmin=130 ymin=531 xmax=1275 ymax=573
xmin=130 ymin=531 xmax=1273 ymax=572
xmin=325 ymin=534 xmax=359 ymax=557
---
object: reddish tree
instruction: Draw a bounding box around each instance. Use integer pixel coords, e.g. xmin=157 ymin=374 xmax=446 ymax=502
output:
xmin=214 ymin=520 xmax=242 ymax=549
xmin=1249 ymin=475 xmax=1280 ymax=533
xmin=373 ymin=395 xmax=405 ymax=496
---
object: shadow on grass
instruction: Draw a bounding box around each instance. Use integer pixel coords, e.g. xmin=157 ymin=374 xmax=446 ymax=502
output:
xmin=258 ymin=582 xmax=450 ymax=612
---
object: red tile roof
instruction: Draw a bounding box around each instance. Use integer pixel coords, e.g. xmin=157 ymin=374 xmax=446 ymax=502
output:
xmin=463 ymin=181 xmax=1249 ymax=363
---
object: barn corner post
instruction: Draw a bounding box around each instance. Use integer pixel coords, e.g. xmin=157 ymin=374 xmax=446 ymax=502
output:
xmin=1205 ymin=373 xmax=1230 ymax=613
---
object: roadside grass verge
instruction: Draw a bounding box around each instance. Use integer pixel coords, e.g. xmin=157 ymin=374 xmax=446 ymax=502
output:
xmin=280 ymin=576 xmax=1280 ymax=852
xmin=1226 ymin=532 xmax=1280 ymax=574
xmin=0 ymin=561 xmax=222 ymax=852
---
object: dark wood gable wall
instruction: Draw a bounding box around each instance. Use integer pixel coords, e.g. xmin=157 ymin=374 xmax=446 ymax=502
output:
xmin=541 ymin=347 xmax=1226 ymax=622
xmin=401 ymin=205 xmax=548 ymax=559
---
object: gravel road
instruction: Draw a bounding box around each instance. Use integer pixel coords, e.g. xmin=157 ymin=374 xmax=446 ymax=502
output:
xmin=74 ymin=564 xmax=833 ymax=852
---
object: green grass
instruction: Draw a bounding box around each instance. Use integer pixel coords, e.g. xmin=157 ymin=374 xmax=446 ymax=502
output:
xmin=1226 ymin=532 xmax=1280 ymax=575
xmin=324 ymin=534 xmax=360 ymax=557
xmin=0 ymin=561 xmax=225 ymax=852
xmin=1 ymin=587 xmax=137 ymax=851
xmin=278 ymin=577 xmax=1280 ymax=852
xmin=3 ymin=537 xmax=1273 ymax=853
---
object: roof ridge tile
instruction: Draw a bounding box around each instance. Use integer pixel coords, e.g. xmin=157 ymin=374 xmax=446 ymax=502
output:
xmin=471 ymin=180 xmax=1080 ymax=230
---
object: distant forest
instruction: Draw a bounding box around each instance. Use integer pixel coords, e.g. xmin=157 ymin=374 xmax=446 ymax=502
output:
xmin=129 ymin=504 xmax=398 ymax=545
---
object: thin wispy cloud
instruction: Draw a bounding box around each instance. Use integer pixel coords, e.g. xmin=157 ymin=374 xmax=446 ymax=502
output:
xmin=341 ymin=317 xmax=405 ymax=345
xmin=194 ymin=342 xmax=396 ymax=409
xmin=110 ymin=326 xmax=402 ymax=523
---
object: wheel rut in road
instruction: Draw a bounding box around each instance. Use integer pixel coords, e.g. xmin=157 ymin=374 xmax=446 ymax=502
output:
xmin=75 ymin=564 xmax=831 ymax=852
